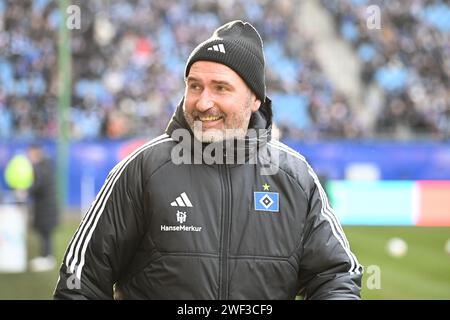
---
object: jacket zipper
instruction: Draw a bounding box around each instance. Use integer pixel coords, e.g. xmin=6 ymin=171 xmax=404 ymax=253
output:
xmin=218 ymin=165 xmax=232 ymax=300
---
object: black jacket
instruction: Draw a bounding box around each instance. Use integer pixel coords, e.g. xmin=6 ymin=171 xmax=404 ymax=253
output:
xmin=54 ymin=99 xmax=362 ymax=299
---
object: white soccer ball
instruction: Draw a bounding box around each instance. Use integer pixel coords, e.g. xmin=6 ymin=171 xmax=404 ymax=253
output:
xmin=445 ymin=239 xmax=450 ymax=256
xmin=386 ymin=237 xmax=408 ymax=258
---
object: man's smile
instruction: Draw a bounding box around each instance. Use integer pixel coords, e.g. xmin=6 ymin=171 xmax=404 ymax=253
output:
xmin=196 ymin=116 xmax=224 ymax=128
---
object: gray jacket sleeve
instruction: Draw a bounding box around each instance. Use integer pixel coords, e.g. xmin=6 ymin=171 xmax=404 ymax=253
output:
xmin=53 ymin=155 xmax=147 ymax=299
xmin=297 ymin=181 xmax=363 ymax=300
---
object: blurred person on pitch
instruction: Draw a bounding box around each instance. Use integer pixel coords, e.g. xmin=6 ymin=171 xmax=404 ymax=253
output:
xmin=54 ymin=20 xmax=362 ymax=299
xmin=27 ymin=143 xmax=59 ymax=272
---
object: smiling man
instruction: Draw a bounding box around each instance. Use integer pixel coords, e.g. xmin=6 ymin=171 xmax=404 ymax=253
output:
xmin=54 ymin=20 xmax=362 ymax=300
xmin=184 ymin=61 xmax=260 ymax=143
xmin=182 ymin=20 xmax=265 ymax=144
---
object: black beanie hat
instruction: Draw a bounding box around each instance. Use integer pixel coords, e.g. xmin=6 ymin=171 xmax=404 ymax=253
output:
xmin=185 ymin=20 xmax=266 ymax=102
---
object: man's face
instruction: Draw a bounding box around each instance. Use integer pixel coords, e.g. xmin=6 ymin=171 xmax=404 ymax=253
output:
xmin=27 ymin=148 xmax=42 ymax=164
xmin=183 ymin=61 xmax=261 ymax=143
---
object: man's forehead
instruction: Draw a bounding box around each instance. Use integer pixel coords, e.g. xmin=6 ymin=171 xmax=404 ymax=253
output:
xmin=187 ymin=61 xmax=243 ymax=83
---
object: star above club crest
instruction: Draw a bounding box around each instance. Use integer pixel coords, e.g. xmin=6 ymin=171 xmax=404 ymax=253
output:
xmin=263 ymin=183 xmax=270 ymax=191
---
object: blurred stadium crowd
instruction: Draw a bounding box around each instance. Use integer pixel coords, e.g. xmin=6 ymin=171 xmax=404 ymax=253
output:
xmin=322 ymin=0 xmax=450 ymax=139
xmin=0 ymin=0 xmax=449 ymax=141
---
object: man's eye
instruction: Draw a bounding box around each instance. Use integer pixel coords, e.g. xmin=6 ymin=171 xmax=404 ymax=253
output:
xmin=216 ymin=85 xmax=227 ymax=92
xmin=189 ymin=83 xmax=201 ymax=91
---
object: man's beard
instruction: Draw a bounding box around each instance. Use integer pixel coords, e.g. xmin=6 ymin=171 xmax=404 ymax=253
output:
xmin=191 ymin=122 xmax=248 ymax=143
xmin=184 ymin=97 xmax=252 ymax=143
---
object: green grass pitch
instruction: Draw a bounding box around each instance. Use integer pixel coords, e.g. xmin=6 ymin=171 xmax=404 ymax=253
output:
xmin=0 ymin=217 xmax=449 ymax=299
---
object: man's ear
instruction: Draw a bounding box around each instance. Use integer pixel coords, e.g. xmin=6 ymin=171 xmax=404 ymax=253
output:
xmin=251 ymin=97 xmax=262 ymax=113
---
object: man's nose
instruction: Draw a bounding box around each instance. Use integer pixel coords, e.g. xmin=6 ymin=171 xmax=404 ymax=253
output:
xmin=196 ymin=90 xmax=214 ymax=112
